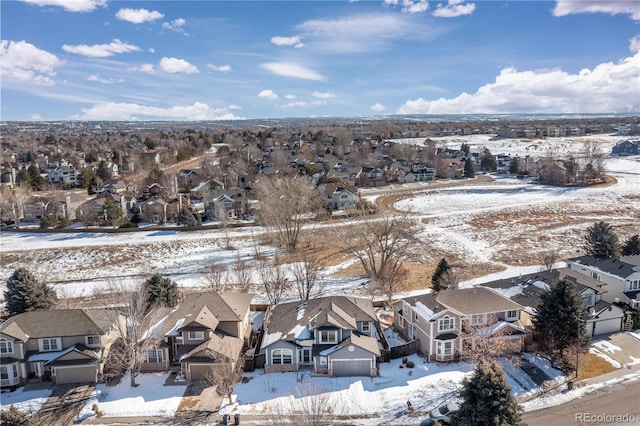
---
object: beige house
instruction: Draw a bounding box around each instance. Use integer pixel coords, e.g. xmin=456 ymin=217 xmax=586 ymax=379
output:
xmin=393 ymin=288 xmax=527 ymax=362
xmin=142 ymin=292 xmax=254 ymax=381
xmin=0 ymin=309 xmax=120 ymax=386
xmin=260 ymin=296 xmax=380 ymax=377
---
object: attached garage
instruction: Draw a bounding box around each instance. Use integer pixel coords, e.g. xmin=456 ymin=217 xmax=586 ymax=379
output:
xmin=330 ymin=359 xmax=372 ymax=377
xmin=52 ymin=364 xmax=97 ymax=384
xmin=589 ymin=317 xmax=623 ymax=336
xmin=587 ymin=304 xmax=625 ymax=336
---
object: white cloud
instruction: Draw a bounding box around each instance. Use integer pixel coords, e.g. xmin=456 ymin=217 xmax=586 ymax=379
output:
xmin=271 ymin=36 xmax=304 ymax=48
xmin=18 ymin=0 xmax=106 ymax=12
xmin=397 ymin=52 xmax=640 ymax=114
xmin=73 ymin=102 xmax=241 ymax=120
xmin=162 ymin=18 xmax=186 ymax=33
xmin=370 ymin=102 xmax=386 ymax=112
xmin=159 ymin=57 xmax=199 ymax=74
xmin=1 ymin=40 xmax=61 ymax=86
xmin=432 ymin=0 xmax=476 ymax=18
xmin=116 ymin=8 xmax=164 ymax=24
xmin=227 ymin=104 xmax=241 ymax=110
xmin=130 ymin=63 xmax=155 ymax=74
xmin=285 ymin=94 xmax=296 ymax=99
xmin=312 ymin=91 xmax=335 ymax=99
xmin=87 ymin=74 xmax=124 ymax=84
xmin=149 ymin=48 xmax=155 ymax=53
xmin=281 ymin=100 xmax=326 ymax=108
xmin=296 ymin=13 xmax=434 ymax=53
xmin=553 ymin=1 xmax=640 ymax=21
xmin=207 ymin=64 xmax=232 ymax=72
xmin=29 ymin=113 xmax=42 ymax=120
xmin=631 ymin=36 xmax=640 ymax=53
xmin=258 ymin=89 xmax=278 ymax=100
xmin=401 ymin=0 xmax=429 ymax=14
xmin=62 ymin=39 xmax=140 ymax=57
xmin=261 ymin=62 xmax=325 ymax=81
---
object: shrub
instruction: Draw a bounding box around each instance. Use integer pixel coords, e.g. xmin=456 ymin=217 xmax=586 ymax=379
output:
xmin=406 ymin=360 xmax=415 ymax=368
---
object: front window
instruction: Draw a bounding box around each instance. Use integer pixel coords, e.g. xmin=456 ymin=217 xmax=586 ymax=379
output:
xmin=146 ymin=348 xmax=164 ymax=363
xmin=471 ymin=314 xmax=485 ymax=325
xmin=319 ymin=330 xmax=338 ymax=344
xmin=271 ymin=348 xmax=293 ymax=365
xmin=361 ymin=322 xmax=370 ymax=333
xmin=40 ymin=338 xmax=59 ymax=352
xmin=319 ymin=356 xmax=327 ymax=366
xmin=506 ymin=310 xmax=518 ymax=320
xmin=0 ymin=339 xmax=13 ymax=354
xmin=438 ymin=316 xmax=455 ymax=332
xmin=0 ymin=366 xmax=7 ymax=380
xmin=581 ymin=294 xmax=594 ymax=307
xmin=188 ymin=331 xmax=205 ymax=341
xmin=437 ymin=340 xmax=454 ymax=358
xmin=85 ymin=335 xmax=100 ymax=347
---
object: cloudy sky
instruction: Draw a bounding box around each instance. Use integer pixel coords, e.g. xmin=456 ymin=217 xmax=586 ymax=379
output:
xmin=1 ymin=0 xmax=639 ymax=121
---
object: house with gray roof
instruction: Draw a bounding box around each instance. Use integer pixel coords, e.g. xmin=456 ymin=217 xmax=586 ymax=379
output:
xmin=394 ymin=287 xmax=527 ymax=362
xmin=0 ymin=309 xmax=120 ymax=387
xmin=480 ymin=269 xmax=626 ymax=336
xmin=565 ymin=256 xmax=640 ymax=310
xmin=260 ymin=296 xmax=380 ymax=377
xmin=142 ymin=292 xmax=253 ymax=381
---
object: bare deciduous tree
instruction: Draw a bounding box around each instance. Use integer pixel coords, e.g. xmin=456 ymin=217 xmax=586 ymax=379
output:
xmin=333 ymin=213 xmax=419 ymax=301
xmin=102 ymin=280 xmax=164 ymax=387
xmin=255 ymin=177 xmax=324 ymax=252
xmin=0 ymin=184 xmax=32 ymax=229
xmin=258 ymin=256 xmax=289 ymax=305
xmin=459 ymin=317 xmax=524 ymax=363
xmin=202 ymin=261 xmax=228 ymax=292
xmin=268 ymin=382 xmax=346 ymax=426
xmin=290 ymin=252 xmax=324 ymax=301
xmin=229 ymin=256 xmax=253 ymax=293
xmin=204 ymin=348 xmax=245 ymax=407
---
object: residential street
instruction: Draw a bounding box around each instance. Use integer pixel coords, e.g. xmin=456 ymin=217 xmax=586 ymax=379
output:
xmin=523 ymin=380 xmax=640 ymax=426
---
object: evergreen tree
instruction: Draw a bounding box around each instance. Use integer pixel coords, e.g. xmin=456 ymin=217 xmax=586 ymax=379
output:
xmin=4 ymin=268 xmax=58 ymax=317
xmin=0 ymin=405 xmax=38 ymax=426
xmin=431 ymin=258 xmax=455 ymax=292
xmin=96 ymin=160 xmax=112 ymax=180
xmin=175 ymin=208 xmax=198 ymax=226
xmin=621 ymin=234 xmax=640 ymax=256
xmin=463 ymin=159 xmax=475 ymax=178
xmin=460 ymin=143 xmax=470 ymax=157
xmin=453 ymin=359 xmax=524 ymax=426
xmin=508 ymin=156 xmax=521 ymax=175
xmin=145 ymin=274 xmax=180 ymax=309
xmin=480 ymin=147 xmax=497 ymax=172
xmin=532 ymin=279 xmax=589 ymax=369
xmin=584 ymin=221 xmax=620 ymax=258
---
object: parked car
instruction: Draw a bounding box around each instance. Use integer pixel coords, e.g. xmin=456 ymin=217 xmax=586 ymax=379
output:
xmin=429 ymin=403 xmax=460 ymax=423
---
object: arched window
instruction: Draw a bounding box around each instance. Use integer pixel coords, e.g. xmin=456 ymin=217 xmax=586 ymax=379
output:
xmin=271 ymin=348 xmax=293 ymax=365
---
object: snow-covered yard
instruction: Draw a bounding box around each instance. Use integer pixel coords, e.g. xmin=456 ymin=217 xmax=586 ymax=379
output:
xmin=0 ymin=387 xmax=51 ymax=413
xmin=76 ymin=372 xmax=186 ymax=422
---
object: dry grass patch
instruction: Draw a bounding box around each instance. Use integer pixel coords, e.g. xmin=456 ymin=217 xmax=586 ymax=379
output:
xmin=576 ymin=352 xmax=618 ymax=381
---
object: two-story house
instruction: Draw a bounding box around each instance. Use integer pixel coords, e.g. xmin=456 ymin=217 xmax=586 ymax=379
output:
xmin=0 ymin=309 xmax=119 ymax=386
xmin=565 ymin=255 xmax=640 ymax=310
xmin=394 ymin=287 xmax=527 ymax=362
xmin=260 ymin=296 xmax=380 ymax=377
xmin=142 ymin=292 xmax=254 ymax=381
xmin=317 ymin=183 xmax=358 ymax=211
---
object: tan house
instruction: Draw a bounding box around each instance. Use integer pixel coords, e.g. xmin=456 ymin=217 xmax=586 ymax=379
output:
xmin=142 ymin=292 xmax=254 ymax=381
xmin=393 ymin=288 xmax=527 ymax=362
xmin=260 ymin=296 xmax=380 ymax=377
xmin=0 ymin=309 xmax=120 ymax=386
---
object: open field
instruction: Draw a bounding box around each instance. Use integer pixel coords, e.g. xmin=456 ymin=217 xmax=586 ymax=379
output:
xmin=1 ymin=135 xmax=639 ymax=304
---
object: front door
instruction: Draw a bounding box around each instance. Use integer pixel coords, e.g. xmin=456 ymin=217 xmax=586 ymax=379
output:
xmin=301 ymin=348 xmax=312 ymax=365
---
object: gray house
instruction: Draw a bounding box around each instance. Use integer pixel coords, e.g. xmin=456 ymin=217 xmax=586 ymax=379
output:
xmin=260 ymin=296 xmax=380 ymax=377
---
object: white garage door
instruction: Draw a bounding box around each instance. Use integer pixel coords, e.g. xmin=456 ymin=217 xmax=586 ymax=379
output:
xmin=592 ymin=318 xmax=621 ymax=336
xmin=54 ymin=365 xmax=96 ymax=384
xmin=331 ymin=360 xmax=370 ymax=377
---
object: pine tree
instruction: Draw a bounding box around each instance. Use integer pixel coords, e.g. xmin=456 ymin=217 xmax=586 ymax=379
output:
xmin=480 ymin=147 xmax=497 ymax=172
xmin=621 ymin=234 xmax=640 ymax=256
xmin=463 ymin=159 xmax=475 ymax=178
xmin=4 ymin=268 xmax=58 ymax=317
xmin=432 ymin=258 xmax=456 ymax=292
xmin=508 ymin=156 xmax=521 ymax=175
xmin=145 ymin=274 xmax=180 ymax=309
xmin=453 ymin=359 xmax=524 ymax=426
xmin=175 ymin=208 xmax=197 ymax=226
xmin=584 ymin=221 xmax=620 ymax=258
xmin=532 ymin=279 xmax=589 ymax=369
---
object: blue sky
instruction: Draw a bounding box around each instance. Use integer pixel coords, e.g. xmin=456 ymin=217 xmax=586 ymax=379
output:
xmin=1 ymin=0 xmax=639 ymax=121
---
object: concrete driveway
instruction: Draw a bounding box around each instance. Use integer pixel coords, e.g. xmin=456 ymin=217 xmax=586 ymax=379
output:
xmin=591 ymin=331 xmax=640 ymax=368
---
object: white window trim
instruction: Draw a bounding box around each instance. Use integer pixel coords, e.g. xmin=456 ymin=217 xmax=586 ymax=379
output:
xmin=319 ymin=356 xmax=327 ymax=366
xmin=319 ymin=330 xmax=338 ymax=344
xmin=438 ymin=316 xmax=455 ymax=332
xmin=271 ymin=348 xmax=293 ymax=365
xmin=0 ymin=339 xmax=13 ymax=354
xmin=361 ymin=322 xmax=370 ymax=333
xmin=146 ymin=348 xmax=164 ymax=363
xmin=409 ymin=324 xmax=418 ymax=340
xmin=506 ymin=310 xmax=518 ymax=320
xmin=471 ymin=314 xmax=485 ymax=325
xmin=39 ymin=338 xmax=61 ymax=352
xmin=188 ymin=331 xmax=205 ymax=341
xmin=85 ymin=335 xmax=101 ymax=348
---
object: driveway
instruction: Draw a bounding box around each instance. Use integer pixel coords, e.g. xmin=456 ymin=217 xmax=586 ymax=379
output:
xmin=38 ymin=383 xmax=95 ymax=426
xmin=591 ymin=331 xmax=640 ymax=368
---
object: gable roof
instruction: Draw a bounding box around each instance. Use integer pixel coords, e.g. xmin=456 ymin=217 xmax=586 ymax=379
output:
xmin=435 ymin=287 xmax=523 ymax=315
xmin=0 ymin=309 xmax=114 ymax=341
xmin=567 ymin=255 xmax=638 ymax=279
xmin=179 ymin=333 xmax=244 ymax=363
xmin=160 ymin=292 xmax=253 ymax=336
xmin=320 ymin=333 xmax=380 ymax=357
xmin=264 ymin=296 xmax=376 ymax=343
